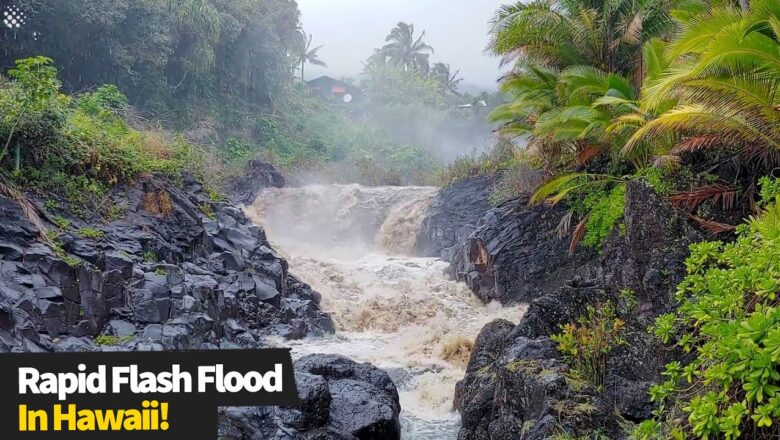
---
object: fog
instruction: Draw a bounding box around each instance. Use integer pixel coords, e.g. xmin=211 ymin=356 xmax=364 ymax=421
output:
xmin=297 ymin=0 xmax=507 ymax=90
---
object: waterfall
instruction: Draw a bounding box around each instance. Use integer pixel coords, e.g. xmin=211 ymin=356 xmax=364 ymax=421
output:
xmin=245 ymin=184 xmax=525 ymax=439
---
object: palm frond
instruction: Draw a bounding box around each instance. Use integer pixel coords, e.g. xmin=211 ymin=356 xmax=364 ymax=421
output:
xmin=569 ymin=216 xmax=588 ymax=256
xmin=670 ymin=136 xmax=720 ymax=154
xmin=668 ymin=184 xmax=737 ymax=212
xmin=577 ymin=144 xmax=605 ymax=165
xmin=687 ymin=213 xmax=737 ymax=233
xmin=557 ymin=210 xmax=574 ymax=239
xmin=0 ymin=174 xmax=49 ymax=241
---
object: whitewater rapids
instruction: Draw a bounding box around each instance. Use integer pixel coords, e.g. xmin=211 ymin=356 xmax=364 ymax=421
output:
xmin=245 ymin=184 xmax=525 ymax=439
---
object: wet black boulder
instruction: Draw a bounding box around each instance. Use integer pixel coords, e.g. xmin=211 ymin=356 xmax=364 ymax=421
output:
xmin=219 ymin=354 xmax=401 ymax=440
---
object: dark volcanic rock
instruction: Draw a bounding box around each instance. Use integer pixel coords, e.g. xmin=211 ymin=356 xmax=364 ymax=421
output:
xmin=455 ymin=324 xmax=623 ymax=440
xmin=220 ymin=355 xmax=401 ymax=440
xmin=227 ymin=159 xmax=286 ymax=205
xmin=295 ymin=354 xmax=400 ymax=402
xmin=415 ymin=175 xmax=494 ymax=260
xmin=0 ymin=172 xmax=333 ymax=354
xmin=0 ymin=172 xmax=410 ymax=440
xmin=447 ymin=181 xmax=699 ymax=309
xmin=599 ymin=182 xmax=701 ymax=315
xmin=456 ymin=284 xmax=667 ymax=440
xmin=455 ymin=182 xmax=702 ymax=439
xmin=446 ymin=194 xmax=594 ymax=304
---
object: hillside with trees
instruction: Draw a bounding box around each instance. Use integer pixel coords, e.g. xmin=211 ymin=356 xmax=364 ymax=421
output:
xmin=0 ymin=2 xmax=501 ymax=187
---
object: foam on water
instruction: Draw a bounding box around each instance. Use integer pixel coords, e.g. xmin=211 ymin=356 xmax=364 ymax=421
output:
xmin=246 ymin=184 xmax=526 ymax=439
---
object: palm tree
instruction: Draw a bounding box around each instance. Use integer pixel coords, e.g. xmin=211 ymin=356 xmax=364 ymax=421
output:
xmin=365 ymin=49 xmax=388 ymax=69
xmin=489 ymin=0 xmax=678 ymax=77
xmin=381 ymin=22 xmax=434 ymax=74
xmin=490 ymin=63 xmax=637 ymax=170
xmin=431 ymin=63 xmax=463 ymax=95
xmin=296 ymin=31 xmax=327 ymax=81
xmin=487 ymin=0 xmax=682 ymax=164
xmin=621 ymin=0 xmax=780 ymax=167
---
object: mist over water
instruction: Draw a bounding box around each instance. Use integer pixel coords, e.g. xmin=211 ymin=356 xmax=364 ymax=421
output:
xmin=245 ymin=184 xmax=525 ymax=438
xmin=360 ymin=110 xmax=498 ymax=163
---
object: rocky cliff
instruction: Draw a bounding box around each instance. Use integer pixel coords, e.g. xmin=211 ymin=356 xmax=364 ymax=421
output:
xmin=415 ymin=175 xmax=494 ymax=260
xmin=452 ymin=182 xmax=702 ymax=439
xmin=0 ymin=173 xmax=332 ymax=351
xmin=414 ymin=175 xmax=592 ymax=305
xmin=446 ymin=195 xmax=592 ymax=304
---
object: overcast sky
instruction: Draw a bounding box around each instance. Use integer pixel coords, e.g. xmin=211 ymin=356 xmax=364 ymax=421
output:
xmin=297 ymin=0 xmax=508 ymax=89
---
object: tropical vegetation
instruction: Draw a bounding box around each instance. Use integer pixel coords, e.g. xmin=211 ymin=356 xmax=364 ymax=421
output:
xmin=480 ymin=0 xmax=780 ymax=437
xmin=638 ymin=189 xmax=780 ymax=439
xmin=481 ymin=0 xmax=780 ymax=251
xmin=0 ymin=56 xmax=212 ymax=219
xmin=0 ymin=1 xmax=456 ymax=186
xmin=295 ymin=31 xmax=327 ymax=81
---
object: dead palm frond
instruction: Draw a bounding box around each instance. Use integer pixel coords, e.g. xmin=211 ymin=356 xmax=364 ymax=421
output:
xmin=569 ymin=216 xmax=589 ymax=256
xmin=557 ymin=210 xmax=574 ymax=239
xmin=0 ymin=174 xmax=50 ymax=241
xmin=667 ymin=184 xmax=737 ymax=212
xmin=687 ymin=213 xmax=737 ymax=234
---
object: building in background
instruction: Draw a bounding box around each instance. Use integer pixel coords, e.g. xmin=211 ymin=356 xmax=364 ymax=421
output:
xmin=306 ymin=76 xmax=362 ymax=104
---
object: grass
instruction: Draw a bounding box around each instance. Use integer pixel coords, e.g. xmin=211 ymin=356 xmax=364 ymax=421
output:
xmin=198 ymin=202 xmax=216 ymax=220
xmin=44 ymin=229 xmax=81 ymax=267
xmin=94 ymin=334 xmax=134 ymax=346
xmin=1 ymin=64 xmax=223 ymax=220
xmin=78 ymin=227 xmax=104 ymax=239
xmin=52 ymin=215 xmax=71 ymax=230
xmin=438 ymin=139 xmax=544 ymax=205
xmin=142 ymin=191 xmax=173 ymax=216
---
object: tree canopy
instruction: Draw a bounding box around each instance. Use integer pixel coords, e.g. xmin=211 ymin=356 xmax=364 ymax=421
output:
xmin=0 ymin=0 xmax=301 ymax=123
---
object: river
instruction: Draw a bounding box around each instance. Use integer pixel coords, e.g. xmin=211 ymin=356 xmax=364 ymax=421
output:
xmin=245 ymin=184 xmax=525 ymax=439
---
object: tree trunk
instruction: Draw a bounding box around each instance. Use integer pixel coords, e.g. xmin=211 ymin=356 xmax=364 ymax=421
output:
xmin=739 ymin=0 xmax=749 ymax=11
xmin=14 ymin=143 xmax=20 ymax=173
xmin=0 ymin=107 xmax=26 ymax=168
xmin=301 ymin=61 xmax=305 ymax=81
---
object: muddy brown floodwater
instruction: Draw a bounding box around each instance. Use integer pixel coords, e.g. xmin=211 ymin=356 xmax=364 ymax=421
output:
xmin=246 ymin=184 xmax=525 ymax=439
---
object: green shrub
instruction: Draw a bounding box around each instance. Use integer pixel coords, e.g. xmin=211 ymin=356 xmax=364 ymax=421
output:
xmin=77 ymin=84 xmax=128 ymax=117
xmin=223 ymin=138 xmax=252 ymax=165
xmin=619 ymin=288 xmax=638 ymax=313
xmin=758 ymin=176 xmax=780 ymax=206
xmin=637 ymin=198 xmax=780 ymax=439
xmin=0 ymin=57 xmax=68 ymax=173
xmin=199 ymin=202 xmax=216 ymax=220
xmin=52 ymin=215 xmax=71 ymax=230
xmin=78 ymin=227 xmax=104 ymax=239
xmin=44 ymin=230 xmax=81 ymax=267
xmin=581 ymin=184 xmax=627 ymax=251
xmin=636 ymin=167 xmax=675 ymax=196
xmin=44 ymin=199 xmax=59 ymax=212
xmin=533 ymin=173 xmax=634 ymax=252
xmin=104 ymin=202 xmax=126 ymax=221
xmin=2 ymin=57 xmax=220 ymax=206
xmin=552 ymin=302 xmax=626 ymax=391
